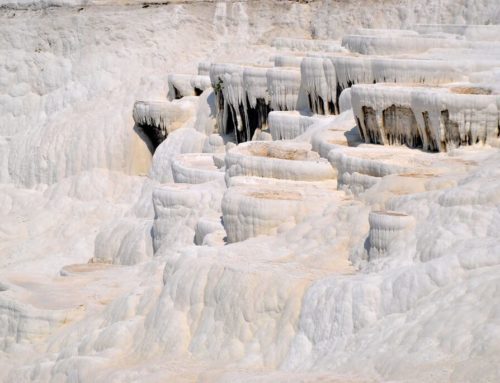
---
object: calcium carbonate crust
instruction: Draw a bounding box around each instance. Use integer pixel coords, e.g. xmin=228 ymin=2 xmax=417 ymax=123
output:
xmin=2 ymin=2 xmax=500 ymax=383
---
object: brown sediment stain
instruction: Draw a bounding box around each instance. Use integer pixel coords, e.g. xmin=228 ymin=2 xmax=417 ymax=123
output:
xmin=62 ymin=263 xmax=114 ymax=274
xmin=450 ymin=87 xmax=492 ymax=95
xmin=248 ymin=190 xmax=302 ymax=200
xmin=382 ymin=105 xmax=422 ymax=148
xmin=248 ymin=143 xmax=311 ymax=161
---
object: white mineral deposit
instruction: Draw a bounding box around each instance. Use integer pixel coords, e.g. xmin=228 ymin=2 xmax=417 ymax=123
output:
xmin=1 ymin=0 xmax=499 ymax=382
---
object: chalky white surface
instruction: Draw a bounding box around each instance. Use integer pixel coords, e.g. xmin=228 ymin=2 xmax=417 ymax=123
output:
xmin=1 ymin=1 xmax=500 ymax=382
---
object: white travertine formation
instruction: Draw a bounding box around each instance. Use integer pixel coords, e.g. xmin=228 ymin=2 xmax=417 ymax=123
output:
xmin=167 ymin=73 xmax=196 ymax=100
xmin=243 ymin=67 xmax=270 ymax=106
xmin=311 ymin=126 xmax=361 ymax=158
xmin=149 ymin=128 xmax=207 ymax=183
xmin=338 ymin=88 xmax=352 ymax=113
xmin=331 ymin=56 xmax=468 ymax=94
xmin=342 ymin=34 xmax=469 ymax=55
xmin=328 ymin=141 xmax=473 ymax=195
xmin=194 ymin=215 xmax=225 ymax=245
xmin=193 ymin=89 xmax=218 ymax=136
xmin=273 ymin=55 xmax=304 ymax=68
xmin=0 ymin=138 xmax=9 ymax=183
xmin=171 ymin=153 xmax=226 ymax=184
xmin=272 ymin=37 xmax=346 ymax=53
xmin=198 ymin=62 xmax=212 ymax=76
xmin=267 ymin=67 xmax=303 ymax=111
xmin=209 ymin=63 xmax=272 ymax=142
xmin=226 ymin=174 xmax=337 ymax=189
xmin=219 ymin=65 xmax=246 ymax=117
xmin=252 ymin=129 xmax=273 ymax=141
xmin=414 ymin=24 xmax=500 ymax=41
xmin=351 ymin=83 xmax=500 ymax=151
xmin=209 ymin=63 xmax=241 ymax=137
xmin=307 ymin=110 xmax=361 ymax=157
xmin=225 ymin=141 xmax=335 ymax=182
xmin=92 ymin=177 xmax=157 ymax=265
xmin=152 ymin=181 xmax=223 ymax=252
xmin=222 ymin=180 xmax=341 ymax=242
xmin=242 ymin=67 xmax=272 ymax=137
xmin=200 ymin=228 xmax=226 ymax=246
xmin=268 ymin=111 xmax=324 ymax=140
xmin=368 ymin=210 xmax=416 ymax=260
xmin=327 ymin=144 xmax=429 ymax=176
xmin=202 ymin=133 xmax=226 ymax=153
xmin=133 ymin=98 xmax=198 ymax=149
xmin=148 ymin=240 xmax=313 ymax=369
xmin=133 ymin=99 xmax=198 ymax=132
xmin=300 ymin=57 xmax=337 ymax=114
xmin=190 ymin=75 xmax=212 ymax=94
xmin=93 ymin=218 xmax=154 ymax=265
xmin=353 ymin=28 xmax=419 ymax=37
xmin=328 ymin=145 xmax=422 ymax=194
xmin=3 ymin=2 xmax=500 ymax=382
xmin=0 ymin=296 xmax=69 ymax=345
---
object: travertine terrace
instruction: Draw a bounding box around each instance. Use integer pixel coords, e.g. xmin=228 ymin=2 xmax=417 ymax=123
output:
xmin=1 ymin=1 xmax=500 ymax=382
